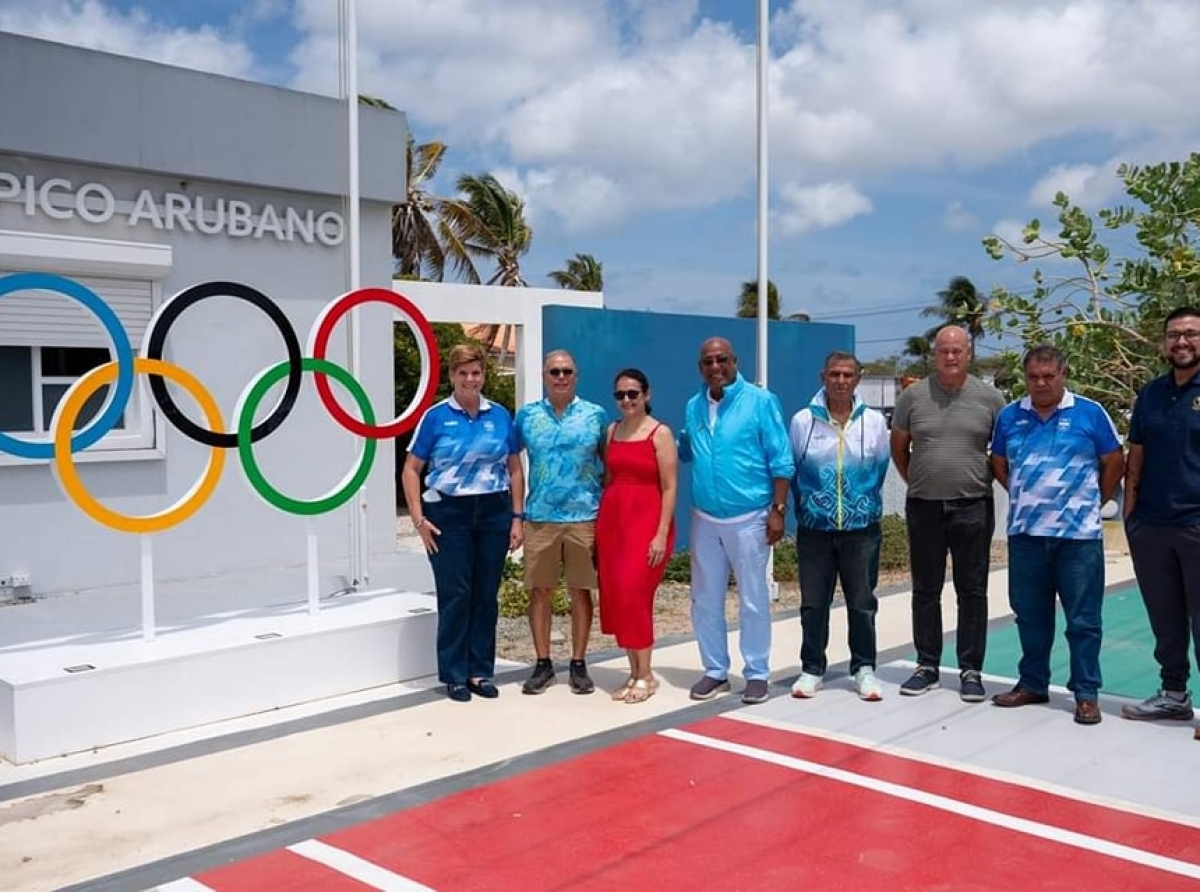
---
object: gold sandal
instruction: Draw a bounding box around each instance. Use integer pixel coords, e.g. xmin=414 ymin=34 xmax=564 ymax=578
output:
xmin=611 ymin=677 xmax=637 ymax=701
xmin=625 ymin=677 xmax=658 ymax=704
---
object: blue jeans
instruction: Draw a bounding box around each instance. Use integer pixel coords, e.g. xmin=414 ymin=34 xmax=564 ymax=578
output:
xmin=1006 ymin=534 xmax=1104 ymax=701
xmin=796 ymin=524 xmax=881 ymax=676
xmin=424 ymin=491 xmax=512 ymax=684
xmin=689 ymin=510 xmax=772 ymax=681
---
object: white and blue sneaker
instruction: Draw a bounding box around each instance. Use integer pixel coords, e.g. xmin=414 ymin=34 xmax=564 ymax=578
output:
xmin=790 ymin=672 xmax=823 ymax=698
xmin=854 ymin=667 xmax=884 ymax=701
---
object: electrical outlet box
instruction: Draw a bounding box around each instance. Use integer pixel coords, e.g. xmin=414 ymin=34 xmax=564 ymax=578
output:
xmin=11 ymin=572 xmax=31 ymax=588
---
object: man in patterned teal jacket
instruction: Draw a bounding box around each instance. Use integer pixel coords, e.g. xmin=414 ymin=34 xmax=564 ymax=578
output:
xmin=515 ymin=349 xmax=607 ymax=695
xmin=787 ymin=352 xmax=892 ymax=702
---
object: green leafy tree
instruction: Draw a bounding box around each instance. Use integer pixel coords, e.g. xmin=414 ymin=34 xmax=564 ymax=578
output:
xmin=922 ymin=276 xmax=988 ymax=369
xmin=983 ymin=154 xmax=1200 ymax=431
xmin=736 ymin=279 xmax=780 ymax=319
xmin=549 ymin=253 xmax=604 ymax=291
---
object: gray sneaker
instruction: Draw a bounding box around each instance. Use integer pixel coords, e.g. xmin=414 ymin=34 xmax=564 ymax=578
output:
xmin=1121 ymin=690 xmax=1194 ymax=721
xmin=742 ymin=679 xmax=770 ymax=704
xmin=689 ymin=675 xmax=730 ymax=701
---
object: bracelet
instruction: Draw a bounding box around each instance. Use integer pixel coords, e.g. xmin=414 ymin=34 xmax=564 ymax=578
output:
xmin=512 ymin=512 xmax=526 ymax=521
xmin=414 ymin=517 xmax=427 ymax=529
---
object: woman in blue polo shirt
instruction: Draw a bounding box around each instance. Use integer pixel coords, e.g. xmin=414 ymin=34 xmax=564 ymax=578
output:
xmin=401 ymin=343 xmax=526 ymax=702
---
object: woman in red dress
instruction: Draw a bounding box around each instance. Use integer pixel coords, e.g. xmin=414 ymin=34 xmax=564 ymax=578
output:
xmin=596 ymin=368 xmax=678 ymax=703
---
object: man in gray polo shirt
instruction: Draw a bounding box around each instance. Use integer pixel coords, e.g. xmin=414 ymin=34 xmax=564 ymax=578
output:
xmin=890 ymin=325 xmax=1006 ymax=701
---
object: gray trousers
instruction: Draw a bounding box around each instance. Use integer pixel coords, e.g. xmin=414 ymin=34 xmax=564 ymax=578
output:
xmin=1125 ymin=517 xmax=1200 ymax=691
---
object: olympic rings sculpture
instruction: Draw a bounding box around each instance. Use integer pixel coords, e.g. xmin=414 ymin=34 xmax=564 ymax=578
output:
xmin=0 ymin=272 xmax=441 ymax=534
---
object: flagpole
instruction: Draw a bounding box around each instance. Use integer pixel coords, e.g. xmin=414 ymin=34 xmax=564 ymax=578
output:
xmin=757 ymin=0 xmax=779 ymax=601
xmin=344 ymin=0 xmax=367 ymax=589
xmin=755 ymin=0 xmax=769 ymax=388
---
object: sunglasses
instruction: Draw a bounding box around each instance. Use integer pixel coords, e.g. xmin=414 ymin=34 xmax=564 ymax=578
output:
xmin=701 ymin=355 xmax=731 ymax=367
xmin=546 ymin=368 xmax=576 ymax=378
xmin=613 ymin=389 xmax=643 ymax=401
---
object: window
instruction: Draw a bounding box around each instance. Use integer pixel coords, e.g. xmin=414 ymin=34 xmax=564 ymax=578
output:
xmin=0 ymin=229 xmax=172 ymax=465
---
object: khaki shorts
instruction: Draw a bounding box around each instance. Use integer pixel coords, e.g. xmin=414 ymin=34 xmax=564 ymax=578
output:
xmin=523 ymin=521 xmax=598 ymax=590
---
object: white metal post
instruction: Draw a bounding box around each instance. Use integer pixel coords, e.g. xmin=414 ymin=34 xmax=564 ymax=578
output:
xmin=757 ymin=0 xmax=780 ymax=600
xmin=343 ymin=0 xmax=368 ymax=590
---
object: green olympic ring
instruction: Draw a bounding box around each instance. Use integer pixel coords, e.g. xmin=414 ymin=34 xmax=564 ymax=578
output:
xmin=236 ymin=357 xmax=377 ymax=516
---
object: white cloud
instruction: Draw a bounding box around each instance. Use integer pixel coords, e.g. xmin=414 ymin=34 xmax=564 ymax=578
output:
xmin=775 ymin=182 xmax=873 ymax=236
xmin=942 ymin=201 xmax=979 ymax=233
xmin=1026 ymin=163 xmax=1116 ymax=209
xmin=14 ymin=0 xmax=1200 ymax=237
xmin=0 ymin=0 xmax=256 ymax=78
xmin=285 ymin=0 xmax=1200 ymax=232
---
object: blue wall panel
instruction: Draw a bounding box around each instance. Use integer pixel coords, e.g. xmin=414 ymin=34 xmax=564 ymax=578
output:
xmin=541 ymin=306 xmax=854 ymax=550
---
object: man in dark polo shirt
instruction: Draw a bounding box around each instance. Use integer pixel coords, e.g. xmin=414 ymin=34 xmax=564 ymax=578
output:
xmin=1122 ymin=307 xmax=1200 ymax=724
xmin=890 ymin=325 xmax=1006 ymax=702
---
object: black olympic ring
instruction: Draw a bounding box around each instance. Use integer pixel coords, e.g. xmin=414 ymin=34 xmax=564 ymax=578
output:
xmin=144 ymin=281 xmax=304 ymax=448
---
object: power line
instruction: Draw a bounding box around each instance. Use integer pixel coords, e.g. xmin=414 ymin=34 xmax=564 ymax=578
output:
xmin=809 ymin=302 xmax=929 ymax=321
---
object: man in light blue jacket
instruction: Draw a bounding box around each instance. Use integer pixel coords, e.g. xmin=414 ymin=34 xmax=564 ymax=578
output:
xmin=679 ymin=337 xmax=795 ymax=704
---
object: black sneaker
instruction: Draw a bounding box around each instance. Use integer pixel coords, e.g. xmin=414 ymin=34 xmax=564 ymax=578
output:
xmin=899 ymin=666 xmax=941 ymax=696
xmin=689 ymin=675 xmax=731 ymax=700
xmin=959 ymin=670 xmax=986 ymax=703
xmin=522 ymin=660 xmax=556 ymax=695
xmin=568 ymin=660 xmax=595 ymax=695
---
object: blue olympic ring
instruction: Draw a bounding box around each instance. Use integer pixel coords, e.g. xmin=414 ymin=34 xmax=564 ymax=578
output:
xmin=0 ymin=272 xmax=134 ymax=459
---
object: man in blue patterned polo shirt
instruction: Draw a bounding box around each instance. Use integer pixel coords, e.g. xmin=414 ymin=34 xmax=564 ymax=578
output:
xmin=989 ymin=345 xmax=1125 ymax=725
xmin=515 ymin=349 xmax=608 ymax=695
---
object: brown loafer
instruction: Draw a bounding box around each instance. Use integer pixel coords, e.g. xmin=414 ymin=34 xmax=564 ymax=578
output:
xmin=991 ymin=687 xmax=1050 ymax=708
xmin=1074 ymin=700 xmax=1102 ymax=725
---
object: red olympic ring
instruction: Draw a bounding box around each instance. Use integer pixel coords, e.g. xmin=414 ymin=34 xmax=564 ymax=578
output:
xmin=308 ymin=287 xmax=441 ymax=439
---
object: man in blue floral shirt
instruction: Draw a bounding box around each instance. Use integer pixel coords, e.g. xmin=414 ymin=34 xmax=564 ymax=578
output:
xmin=515 ymin=349 xmax=607 ymax=694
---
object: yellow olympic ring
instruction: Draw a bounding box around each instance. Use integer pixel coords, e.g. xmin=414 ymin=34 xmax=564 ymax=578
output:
xmin=53 ymin=358 xmax=226 ymax=534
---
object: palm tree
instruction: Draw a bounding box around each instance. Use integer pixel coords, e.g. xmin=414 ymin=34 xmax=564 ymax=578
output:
xmin=442 ymin=173 xmax=533 ymax=365
xmin=549 ymin=253 xmax=604 ymax=291
xmin=389 ymin=134 xmax=479 ymax=282
xmin=442 ymin=173 xmax=532 ymax=287
xmin=736 ymin=279 xmax=780 ymax=319
xmin=922 ymin=276 xmax=988 ymax=365
xmin=903 ymin=334 xmax=933 ymax=376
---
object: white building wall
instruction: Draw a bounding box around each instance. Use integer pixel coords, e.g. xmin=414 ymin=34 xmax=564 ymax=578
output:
xmin=0 ymin=36 xmax=408 ymax=600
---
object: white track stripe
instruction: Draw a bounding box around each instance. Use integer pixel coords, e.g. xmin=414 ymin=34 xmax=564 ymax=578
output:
xmin=661 ymin=728 xmax=1200 ymax=882
xmin=288 ymin=839 xmax=435 ymax=891
xmin=147 ymin=880 xmax=215 ymax=891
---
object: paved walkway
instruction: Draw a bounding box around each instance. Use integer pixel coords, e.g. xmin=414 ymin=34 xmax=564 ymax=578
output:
xmin=3 ymin=552 xmax=1196 ymax=891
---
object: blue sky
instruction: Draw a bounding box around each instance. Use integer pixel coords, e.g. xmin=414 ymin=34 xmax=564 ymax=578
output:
xmin=4 ymin=0 xmax=1199 ymax=361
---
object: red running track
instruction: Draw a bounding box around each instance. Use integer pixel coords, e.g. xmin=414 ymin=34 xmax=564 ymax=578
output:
xmin=187 ymin=716 xmax=1200 ymax=891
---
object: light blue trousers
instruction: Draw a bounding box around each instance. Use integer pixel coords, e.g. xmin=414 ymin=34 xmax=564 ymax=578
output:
xmin=689 ymin=509 xmax=772 ymax=681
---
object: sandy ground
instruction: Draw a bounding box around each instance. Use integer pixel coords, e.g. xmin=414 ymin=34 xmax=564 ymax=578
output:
xmin=398 ymin=515 xmax=1007 ymax=667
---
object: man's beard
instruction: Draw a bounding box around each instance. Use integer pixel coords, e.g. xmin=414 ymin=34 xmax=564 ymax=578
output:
xmin=1170 ymin=352 xmax=1200 ymax=371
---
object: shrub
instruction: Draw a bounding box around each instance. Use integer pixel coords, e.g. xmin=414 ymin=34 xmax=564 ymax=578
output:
xmin=496 ymin=557 xmax=571 ymax=618
xmin=879 ymin=514 xmax=909 ymax=571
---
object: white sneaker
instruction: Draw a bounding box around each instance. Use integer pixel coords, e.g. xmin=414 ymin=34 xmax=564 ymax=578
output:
xmin=791 ymin=672 xmax=823 ymax=698
xmin=854 ymin=668 xmax=883 ymax=701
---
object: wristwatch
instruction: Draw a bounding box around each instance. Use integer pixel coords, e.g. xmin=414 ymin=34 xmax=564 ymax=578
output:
xmin=771 ymin=503 xmax=788 ymax=516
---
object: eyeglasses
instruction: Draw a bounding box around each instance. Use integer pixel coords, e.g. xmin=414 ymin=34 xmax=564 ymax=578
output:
xmin=1165 ymin=330 xmax=1200 ymax=343
xmin=613 ymin=389 xmax=642 ymax=401
xmin=546 ymin=368 xmax=576 ymax=377
xmin=701 ymin=355 xmax=731 ymax=367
